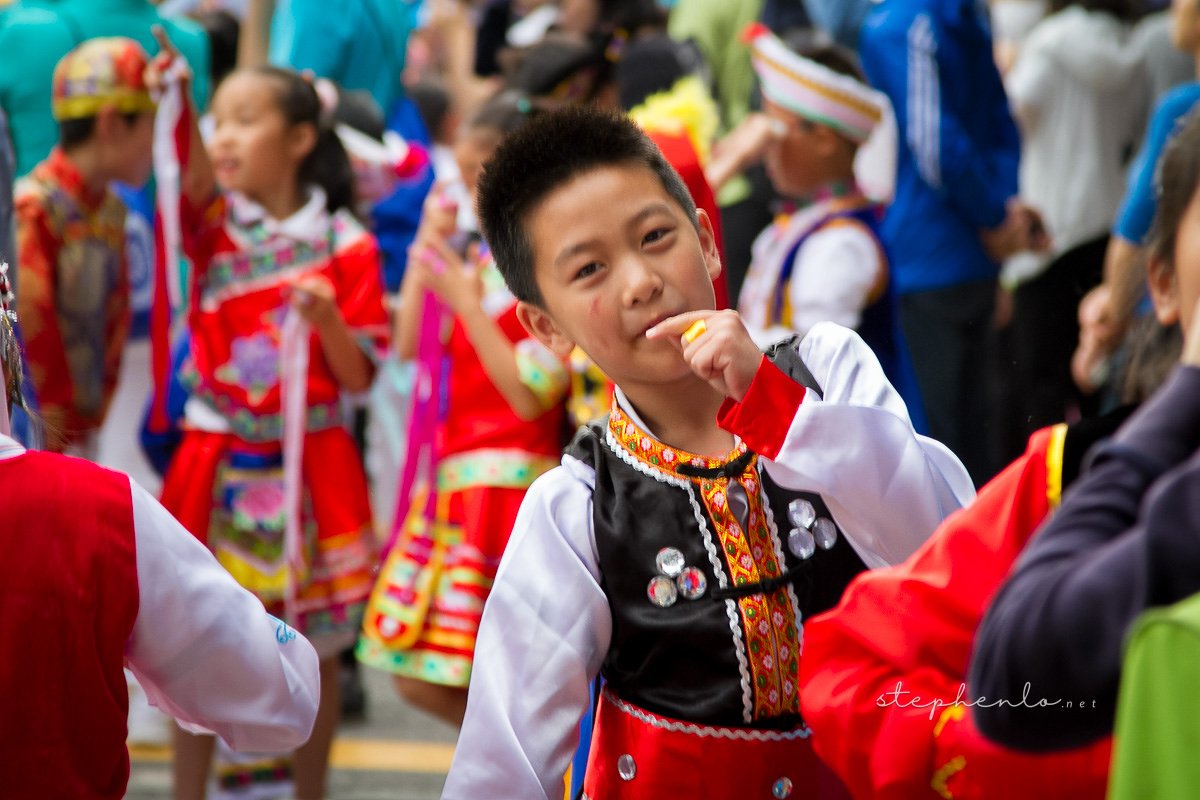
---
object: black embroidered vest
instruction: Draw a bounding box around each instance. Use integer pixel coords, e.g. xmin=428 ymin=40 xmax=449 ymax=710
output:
xmin=566 ymin=338 xmax=868 ymax=729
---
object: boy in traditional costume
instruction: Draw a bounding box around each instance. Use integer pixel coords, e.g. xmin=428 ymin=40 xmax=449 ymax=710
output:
xmin=15 ymin=38 xmax=156 ymax=454
xmin=440 ymin=106 xmax=974 ymax=799
xmin=731 ymin=25 xmax=924 ymax=428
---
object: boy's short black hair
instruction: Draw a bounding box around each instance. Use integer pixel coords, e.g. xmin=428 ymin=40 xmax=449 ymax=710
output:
xmin=59 ymin=111 xmax=142 ymax=150
xmin=476 ymin=106 xmax=697 ymax=307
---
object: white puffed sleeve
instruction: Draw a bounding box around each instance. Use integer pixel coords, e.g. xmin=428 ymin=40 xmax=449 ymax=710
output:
xmin=721 ymin=323 xmax=974 ymax=568
xmin=124 ymin=479 xmax=320 ymax=752
xmin=781 ymin=323 xmax=974 ymax=566
xmin=442 ymin=457 xmax=611 ymax=799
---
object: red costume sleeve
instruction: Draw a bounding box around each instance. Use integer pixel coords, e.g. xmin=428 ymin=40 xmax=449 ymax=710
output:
xmin=179 ymin=191 xmax=225 ymax=284
xmin=14 ymin=195 xmax=76 ymax=449
xmin=717 ymin=355 xmax=807 ymax=459
xmin=329 ymin=230 xmax=389 ymax=361
xmin=798 ymin=425 xmax=1111 ymax=798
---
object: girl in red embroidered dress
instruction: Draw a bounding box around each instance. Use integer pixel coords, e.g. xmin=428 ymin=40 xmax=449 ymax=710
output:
xmin=154 ymin=51 xmax=387 ymax=800
xmin=356 ymin=92 xmax=569 ymax=727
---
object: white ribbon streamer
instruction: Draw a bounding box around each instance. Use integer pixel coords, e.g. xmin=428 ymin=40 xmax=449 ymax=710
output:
xmin=152 ymin=59 xmax=191 ymax=312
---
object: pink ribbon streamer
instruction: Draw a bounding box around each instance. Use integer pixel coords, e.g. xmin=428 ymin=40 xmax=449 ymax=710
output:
xmin=383 ymin=289 xmax=445 ymax=555
xmin=279 ymin=309 xmax=311 ymax=623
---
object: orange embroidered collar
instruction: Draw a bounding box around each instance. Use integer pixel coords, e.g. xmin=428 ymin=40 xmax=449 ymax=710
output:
xmin=606 ymin=394 xmax=750 ymax=480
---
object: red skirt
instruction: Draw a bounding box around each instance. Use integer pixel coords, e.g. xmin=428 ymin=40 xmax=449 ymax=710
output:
xmin=161 ymin=427 xmax=377 ymax=650
xmin=357 ymin=483 xmax=527 ymax=687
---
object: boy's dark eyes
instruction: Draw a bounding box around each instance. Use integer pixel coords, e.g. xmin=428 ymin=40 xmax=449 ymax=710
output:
xmin=574 ymin=262 xmax=602 ymax=281
xmin=643 ymin=227 xmax=672 ymax=245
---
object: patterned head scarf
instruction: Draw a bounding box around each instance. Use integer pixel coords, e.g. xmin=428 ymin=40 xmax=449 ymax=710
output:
xmin=52 ymin=37 xmax=156 ymax=122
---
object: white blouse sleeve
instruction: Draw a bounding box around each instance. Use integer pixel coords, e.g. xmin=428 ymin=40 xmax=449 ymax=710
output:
xmin=1004 ymin=47 xmax=1052 ymax=126
xmin=787 ymin=223 xmax=884 ymax=334
xmin=766 ymin=323 xmax=976 ymax=568
xmin=442 ymin=458 xmax=611 ymax=800
xmin=124 ymin=479 xmax=320 ymax=752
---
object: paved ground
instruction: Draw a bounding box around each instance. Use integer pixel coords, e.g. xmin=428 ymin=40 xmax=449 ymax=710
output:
xmin=124 ymin=666 xmax=458 ymax=800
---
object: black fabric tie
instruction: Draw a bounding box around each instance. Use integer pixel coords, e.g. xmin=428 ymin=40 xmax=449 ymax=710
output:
xmin=674 ymin=449 xmax=756 ymax=480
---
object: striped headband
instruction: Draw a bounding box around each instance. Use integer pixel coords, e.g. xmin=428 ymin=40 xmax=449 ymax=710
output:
xmin=744 ymin=23 xmax=884 ymax=144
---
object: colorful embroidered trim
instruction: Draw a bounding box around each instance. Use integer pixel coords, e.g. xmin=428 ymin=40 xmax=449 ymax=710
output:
xmin=202 ymin=238 xmax=333 ymax=307
xmin=607 ymin=396 xmax=747 ymax=476
xmin=190 ymin=389 xmax=343 ymax=442
xmin=514 ymin=339 xmax=569 ymax=411
xmin=437 ymin=448 xmax=560 ymax=493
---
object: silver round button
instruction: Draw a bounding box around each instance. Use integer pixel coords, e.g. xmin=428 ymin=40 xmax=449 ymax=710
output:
xmin=787 ymin=499 xmax=816 ymax=530
xmin=655 ymin=546 xmax=686 ymax=577
xmin=676 ymin=566 xmax=708 ymax=600
xmin=617 ymin=754 xmax=637 ymax=781
xmin=647 ymin=575 xmax=678 ymax=607
xmin=787 ymin=527 xmax=815 ymax=560
xmin=772 ymin=777 xmax=793 ymax=798
xmin=813 ymin=517 xmax=838 ymax=550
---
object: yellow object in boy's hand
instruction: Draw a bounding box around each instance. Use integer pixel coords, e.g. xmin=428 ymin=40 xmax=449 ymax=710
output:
xmin=682 ymin=320 xmax=707 ymax=344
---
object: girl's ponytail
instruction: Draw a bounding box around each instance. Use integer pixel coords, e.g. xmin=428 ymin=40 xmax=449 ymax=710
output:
xmin=303 ymin=123 xmax=356 ymax=214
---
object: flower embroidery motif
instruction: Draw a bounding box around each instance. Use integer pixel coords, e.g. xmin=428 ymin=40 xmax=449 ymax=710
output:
xmin=216 ymin=332 xmax=281 ymax=404
xmin=232 ymin=481 xmax=287 ymax=531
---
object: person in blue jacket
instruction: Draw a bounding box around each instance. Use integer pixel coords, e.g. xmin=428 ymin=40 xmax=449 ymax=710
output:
xmin=855 ymin=0 xmax=1043 ymax=485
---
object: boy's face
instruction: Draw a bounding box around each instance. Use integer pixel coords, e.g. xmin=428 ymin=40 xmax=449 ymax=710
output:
xmin=106 ymin=110 xmax=156 ymax=187
xmin=762 ymin=99 xmax=831 ymax=197
xmin=517 ymin=163 xmax=721 ymax=394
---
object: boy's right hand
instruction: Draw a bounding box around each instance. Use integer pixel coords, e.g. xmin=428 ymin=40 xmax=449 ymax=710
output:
xmin=646 ymin=309 xmax=763 ymax=401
